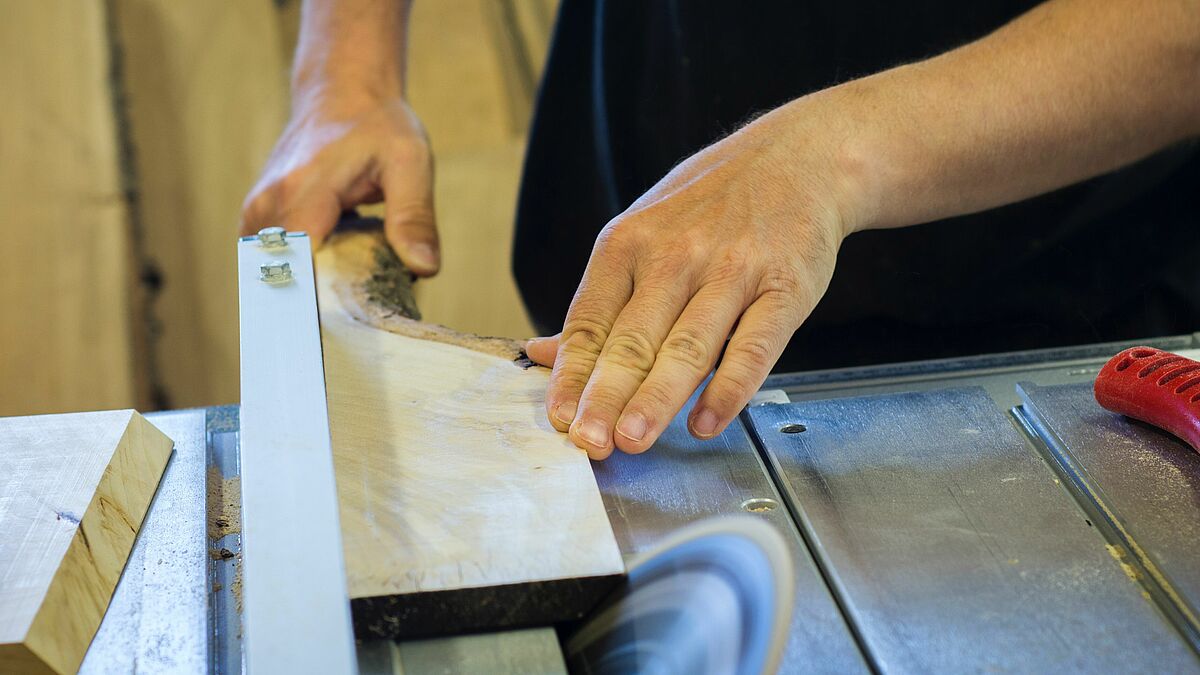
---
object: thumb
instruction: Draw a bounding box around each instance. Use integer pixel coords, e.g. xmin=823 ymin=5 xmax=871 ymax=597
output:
xmin=382 ymin=157 xmax=439 ymax=276
xmin=525 ymin=334 xmax=561 ymax=367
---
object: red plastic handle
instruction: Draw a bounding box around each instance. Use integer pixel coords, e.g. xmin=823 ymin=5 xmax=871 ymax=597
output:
xmin=1093 ymin=346 xmax=1200 ymax=454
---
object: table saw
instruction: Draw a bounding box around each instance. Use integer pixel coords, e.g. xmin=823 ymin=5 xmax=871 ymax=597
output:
xmin=75 ymin=232 xmax=1200 ymax=674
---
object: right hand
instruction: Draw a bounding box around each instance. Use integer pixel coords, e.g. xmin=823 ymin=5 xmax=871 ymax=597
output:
xmin=240 ymin=94 xmax=440 ymax=276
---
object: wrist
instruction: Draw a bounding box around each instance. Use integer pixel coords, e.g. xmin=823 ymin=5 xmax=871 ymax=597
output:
xmin=291 ymin=74 xmax=405 ymax=120
xmin=768 ymin=90 xmax=885 ymax=240
xmin=291 ymin=39 xmax=405 ymax=116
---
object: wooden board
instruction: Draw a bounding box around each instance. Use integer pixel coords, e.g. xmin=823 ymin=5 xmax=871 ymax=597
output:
xmin=0 ymin=2 xmax=142 ymax=416
xmin=316 ymin=228 xmax=624 ymax=639
xmin=0 ymin=410 xmax=174 ymax=674
xmin=111 ymin=0 xmax=290 ymax=409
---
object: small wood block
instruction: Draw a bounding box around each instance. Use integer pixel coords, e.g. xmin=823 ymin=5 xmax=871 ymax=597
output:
xmin=317 ymin=230 xmax=625 ymax=639
xmin=0 ymin=410 xmax=173 ymax=674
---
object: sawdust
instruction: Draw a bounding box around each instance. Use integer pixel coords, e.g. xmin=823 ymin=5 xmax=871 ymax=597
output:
xmin=1106 ymin=544 xmax=1141 ymax=583
xmin=231 ymin=557 xmax=243 ymax=614
xmin=322 ymin=228 xmax=537 ymax=367
xmin=209 ymin=547 xmax=236 ymax=560
xmin=206 ymin=465 xmax=241 ymax=538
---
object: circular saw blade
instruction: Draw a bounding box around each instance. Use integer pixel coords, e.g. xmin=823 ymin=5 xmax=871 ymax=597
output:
xmin=565 ymin=515 xmax=795 ymax=675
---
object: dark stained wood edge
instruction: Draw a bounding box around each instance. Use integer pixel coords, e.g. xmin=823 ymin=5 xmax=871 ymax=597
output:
xmin=350 ymin=573 xmax=624 ymax=640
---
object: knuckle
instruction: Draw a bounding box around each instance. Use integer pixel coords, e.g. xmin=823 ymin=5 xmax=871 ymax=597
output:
xmin=729 ymin=333 xmax=777 ymax=374
xmin=389 ymin=139 xmax=432 ymax=167
xmin=707 ymin=247 xmax=752 ymax=288
xmin=631 ymin=379 xmax=676 ymax=414
xmin=757 ymin=266 xmax=804 ymax=299
xmin=581 ymin=387 xmax=629 ymax=418
xmin=648 ymin=247 xmax=690 ymax=276
xmin=549 ymin=361 xmax=592 ymax=395
xmin=660 ymin=328 xmax=713 ymax=371
xmin=597 ymin=221 xmax=637 ymax=255
xmin=603 ymin=332 xmax=658 ymax=375
xmin=561 ymin=317 xmax=610 ymax=356
xmin=706 ymin=377 xmax=754 ymax=415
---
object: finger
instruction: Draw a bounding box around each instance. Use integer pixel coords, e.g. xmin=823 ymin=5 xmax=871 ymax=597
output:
xmin=239 ymin=185 xmax=277 ymax=236
xmin=568 ymin=277 xmax=692 ymax=457
xmin=546 ymin=245 xmax=634 ymax=448
xmin=382 ymin=154 xmax=439 ymax=277
xmin=525 ymin=334 xmax=560 ymax=368
xmin=610 ymin=283 xmax=744 ymax=454
xmin=690 ymin=294 xmax=798 ymax=439
xmin=278 ymin=191 xmax=342 ymax=248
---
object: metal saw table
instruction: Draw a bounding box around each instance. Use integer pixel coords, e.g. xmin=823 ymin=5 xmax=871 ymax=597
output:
xmin=78 ymin=333 xmax=1200 ymax=674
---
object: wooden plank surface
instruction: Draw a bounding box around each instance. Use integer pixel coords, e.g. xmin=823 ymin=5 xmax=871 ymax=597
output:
xmin=0 ymin=410 xmax=173 ymax=674
xmin=111 ymin=0 xmax=290 ymax=409
xmin=0 ymin=2 xmax=140 ymax=416
xmin=316 ymin=228 xmax=623 ymax=638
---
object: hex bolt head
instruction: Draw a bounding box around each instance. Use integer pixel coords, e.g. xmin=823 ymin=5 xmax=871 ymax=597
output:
xmin=259 ymin=260 xmax=293 ymax=284
xmin=257 ymin=226 xmax=288 ymax=249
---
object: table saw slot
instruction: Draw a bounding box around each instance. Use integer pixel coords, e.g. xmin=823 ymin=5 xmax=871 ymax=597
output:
xmin=1015 ymin=382 xmax=1200 ymax=652
xmin=203 ymin=407 xmax=244 ymax=675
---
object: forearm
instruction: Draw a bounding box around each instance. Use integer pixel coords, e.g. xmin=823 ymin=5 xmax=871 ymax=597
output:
xmin=784 ymin=0 xmax=1200 ymax=234
xmin=292 ymin=0 xmax=412 ymax=109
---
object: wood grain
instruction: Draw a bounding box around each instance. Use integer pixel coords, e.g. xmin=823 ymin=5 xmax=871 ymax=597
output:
xmin=0 ymin=410 xmax=174 ymax=674
xmin=0 ymin=2 xmax=140 ymax=416
xmin=317 ymin=229 xmax=624 ymax=638
xmin=111 ymin=0 xmax=290 ymax=408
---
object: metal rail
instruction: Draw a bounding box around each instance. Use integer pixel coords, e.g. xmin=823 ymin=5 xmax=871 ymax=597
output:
xmin=237 ymin=231 xmax=357 ymax=674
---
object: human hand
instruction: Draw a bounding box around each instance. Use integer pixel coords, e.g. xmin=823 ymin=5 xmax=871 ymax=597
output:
xmin=527 ymin=102 xmax=861 ymax=459
xmin=240 ymin=94 xmax=439 ymax=275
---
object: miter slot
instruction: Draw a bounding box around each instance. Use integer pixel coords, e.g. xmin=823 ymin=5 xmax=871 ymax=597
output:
xmin=747 ymin=387 xmax=1200 ymax=673
xmin=1015 ymin=381 xmax=1200 ymax=650
xmin=204 ymin=406 xmax=244 ymax=675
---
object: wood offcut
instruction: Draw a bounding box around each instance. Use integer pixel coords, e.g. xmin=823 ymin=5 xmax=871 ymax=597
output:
xmin=0 ymin=410 xmax=173 ymax=675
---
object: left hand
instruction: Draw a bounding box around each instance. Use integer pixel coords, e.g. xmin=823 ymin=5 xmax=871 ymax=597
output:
xmin=526 ymin=100 xmax=862 ymax=459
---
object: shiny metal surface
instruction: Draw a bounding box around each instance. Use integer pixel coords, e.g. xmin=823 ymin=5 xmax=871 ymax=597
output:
xmin=1019 ymin=382 xmax=1200 ymax=643
xmin=81 ymin=410 xmax=208 ymax=674
xmin=237 ymin=233 xmax=356 ymax=674
xmin=207 ymin=418 xmax=244 ymax=675
xmin=771 ymin=335 xmax=1200 ymax=410
xmin=593 ymin=401 xmax=869 ymax=675
xmin=750 ymin=387 xmax=1200 ymax=673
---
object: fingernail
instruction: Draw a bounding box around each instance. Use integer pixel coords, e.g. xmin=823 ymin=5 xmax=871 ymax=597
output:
xmin=554 ymin=400 xmax=578 ymax=425
xmin=691 ymin=408 xmax=719 ymax=438
xmin=526 ymin=336 xmax=550 ymax=350
xmin=616 ymin=413 xmax=647 ymax=442
xmin=576 ymin=420 xmax=609 ymax=448
xmin=409 ymin=242 xmax=438 ymax=269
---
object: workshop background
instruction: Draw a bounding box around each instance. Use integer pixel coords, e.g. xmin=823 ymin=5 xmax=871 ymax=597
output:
xmin=0 ymin=0 xmax=552 ymax=417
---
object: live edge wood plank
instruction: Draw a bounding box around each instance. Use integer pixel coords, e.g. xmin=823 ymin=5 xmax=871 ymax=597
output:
xmin=316 ymin=229 xmax=624 ymax=638
xmin=0 ymin=410 xmax=173 ymax=675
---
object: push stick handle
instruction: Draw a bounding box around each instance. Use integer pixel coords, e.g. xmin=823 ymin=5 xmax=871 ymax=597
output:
xmin=1094 ymin=346 xmax=1200 ymax=453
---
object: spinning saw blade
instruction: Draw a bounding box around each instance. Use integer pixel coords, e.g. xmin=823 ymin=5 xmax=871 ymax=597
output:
xmin=566 ymin=515 xmax=795 ymax=675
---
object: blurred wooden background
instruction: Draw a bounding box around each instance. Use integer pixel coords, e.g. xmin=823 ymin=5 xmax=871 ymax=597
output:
xmin=0 ymin=0 xmax=553 ymax=416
